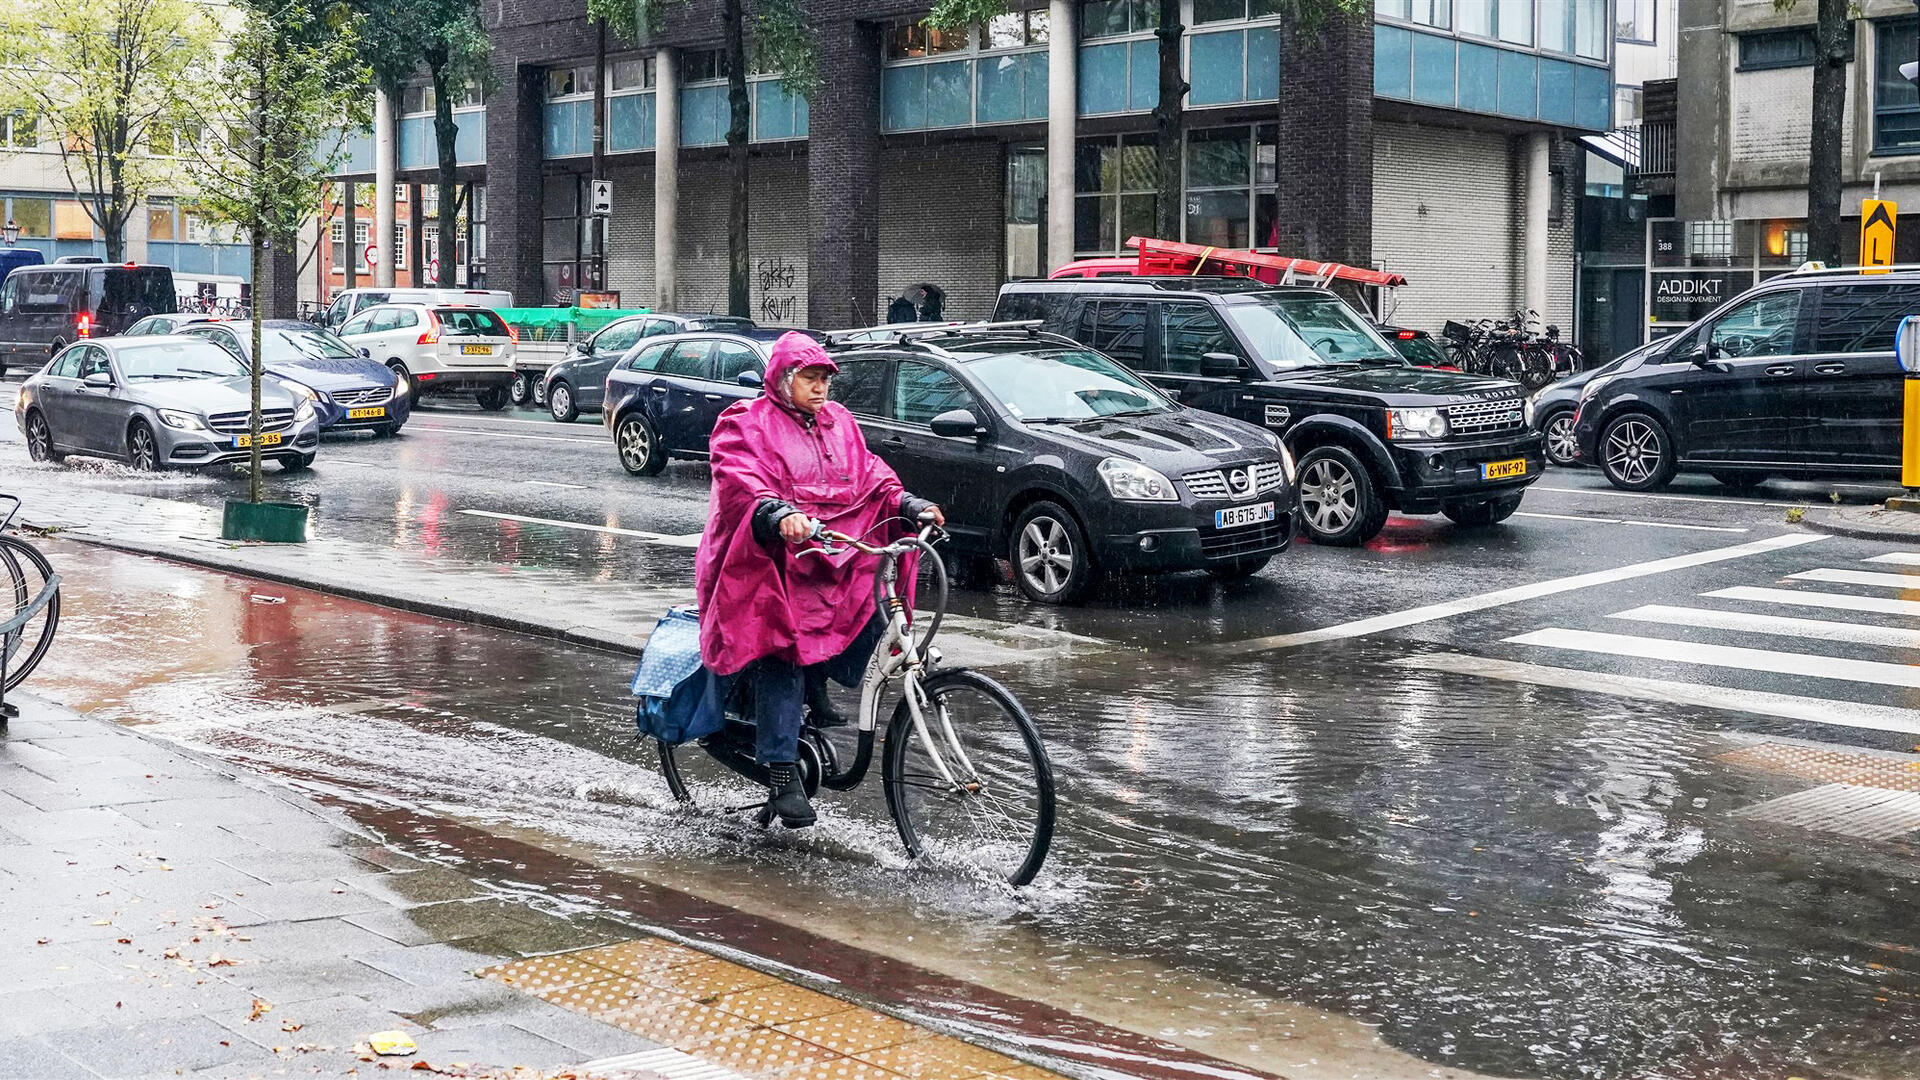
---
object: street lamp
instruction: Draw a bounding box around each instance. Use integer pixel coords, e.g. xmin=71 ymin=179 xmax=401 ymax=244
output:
xmin=2 ymin=220 xmax=16 ymax=247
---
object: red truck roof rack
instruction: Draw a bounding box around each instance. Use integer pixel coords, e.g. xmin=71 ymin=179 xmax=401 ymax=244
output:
xmin=1123 ymin=236 xmax=1408 ymax=289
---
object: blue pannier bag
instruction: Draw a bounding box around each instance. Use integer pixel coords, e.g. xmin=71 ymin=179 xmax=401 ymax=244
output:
xmin=632 ymin=607 xmax=725 ymax=744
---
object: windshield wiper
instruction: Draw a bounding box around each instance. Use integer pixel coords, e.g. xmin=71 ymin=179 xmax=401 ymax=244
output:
xmin=127 ymin=373 xmax=192 ymax=380
xmin=1022 ymin=415 xmax=1102 ymax=425
xmin=178 ymin=368 xmax=244 ymax=377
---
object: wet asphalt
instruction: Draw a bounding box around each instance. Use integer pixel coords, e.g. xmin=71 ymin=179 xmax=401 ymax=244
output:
xmin=6 ymin=386 xmax=1920 ymax=1080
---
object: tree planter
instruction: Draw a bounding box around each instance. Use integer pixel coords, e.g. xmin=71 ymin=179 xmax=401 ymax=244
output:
xmin=221 ymin=500 xmax=309 ymax=543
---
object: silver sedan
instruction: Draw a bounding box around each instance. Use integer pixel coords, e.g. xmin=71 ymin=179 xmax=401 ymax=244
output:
xmin=15 ymin=336 xmax=322 ymax=471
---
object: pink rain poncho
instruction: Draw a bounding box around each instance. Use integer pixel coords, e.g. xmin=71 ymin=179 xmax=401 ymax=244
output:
xmin=694 ymin=333 xmax=909 ymax=677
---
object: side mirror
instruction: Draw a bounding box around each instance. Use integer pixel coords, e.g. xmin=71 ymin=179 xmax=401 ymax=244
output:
xmin=357 ymin=347 xmax=371 ymax=358
xmin=82 ymin=371 xmax=112 ymax=387
xmin=1900 ymin=315 xmax=1920 ymax=374
xmin=929 ymin=408 xmax=987 ymax=440
xmin=737 ymin=370 xmax=763 ymax=388
xmin=1201 ymin=352 xmax=1244 ymax=379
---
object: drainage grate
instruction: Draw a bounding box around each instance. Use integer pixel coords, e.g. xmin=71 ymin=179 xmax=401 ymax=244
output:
xmin=1718 ymin=741 xmax=1920 ymax=793
xmin=1735 ymin=783 xmax=1920 ymax=841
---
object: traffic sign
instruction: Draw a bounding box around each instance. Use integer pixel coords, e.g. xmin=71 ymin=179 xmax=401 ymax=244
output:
xmin=1861 ymin=199 xmax=1897 ymax=274
xmin=363 ymin=243 xmax=379 ymax=267
xmin=591 ymin=179 xmax=613 ymax=216
xmin=428 ymin=258 xmax=440 ymax=278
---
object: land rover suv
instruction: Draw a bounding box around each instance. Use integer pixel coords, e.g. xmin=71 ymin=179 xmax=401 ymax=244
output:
xmin=994 ymin=278 xmax=1544 ymax=545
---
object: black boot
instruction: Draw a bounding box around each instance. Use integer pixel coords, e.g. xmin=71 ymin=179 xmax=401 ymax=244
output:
xmin=805 ymin=677 xmax=850 ymax=729
xmin=765 ymin=762 xmax=815 ymax=828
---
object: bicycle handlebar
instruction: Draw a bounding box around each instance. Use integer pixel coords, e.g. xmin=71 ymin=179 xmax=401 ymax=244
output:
xmin=797 ymin=518 xmax=944 ymax=558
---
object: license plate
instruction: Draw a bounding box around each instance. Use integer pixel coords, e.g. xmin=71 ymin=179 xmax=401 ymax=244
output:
xmin=462 ymin=344 xmax=492 ymax=355
xmin=233 ymin=432 xmax=283 ymax=448
xmin=1482 ymin=458 xmax=1528 ymax=480
xmin=1215 ymin=501 xmax=1276 ymax=530
xmin=347 ymin=406 xmax=386 ymax=419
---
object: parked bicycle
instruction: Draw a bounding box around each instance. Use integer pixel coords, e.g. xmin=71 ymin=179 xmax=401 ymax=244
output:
xmin=0 ymin=495 xmax=61 ymax=724
xmin=1442 ymin=310 xmax=1583 ymax=391
xmin=654 ymin=519 xmax=1056 ymax=886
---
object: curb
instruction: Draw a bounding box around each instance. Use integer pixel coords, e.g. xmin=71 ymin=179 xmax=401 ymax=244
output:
xmin=1801 ymin=508 xmax=1920 ymax=544
xmin=25 ymin=526 xmax=648 ymax=658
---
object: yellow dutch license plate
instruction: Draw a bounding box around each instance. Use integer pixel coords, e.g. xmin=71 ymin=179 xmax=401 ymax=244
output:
xmin=462 ymin=344 xmax=492 ymax=355
xmin=233 ymin=432 xmax=283 ymax=449
xmin=1481 ymin=458 xmax=1528 ymax=480
xmin=347 ymin=406 xmax=386 ymax=419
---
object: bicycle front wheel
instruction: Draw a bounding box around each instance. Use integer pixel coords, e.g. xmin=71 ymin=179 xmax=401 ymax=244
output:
xmin=0 ymin=535 xmax=59 ymax=692
xmin=883 ymin=668 xmax=1054 ymax=886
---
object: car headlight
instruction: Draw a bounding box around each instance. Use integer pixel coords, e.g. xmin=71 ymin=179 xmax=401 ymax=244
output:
xmin=1387 ymin=406 xmax=1449 ymax=441
xmin=156 ymin=409 xmax=205 ymax=431
xmin=294 ymin=397 xmax=316 ymax=423
xmin=1578 ymin=375 xmax=1613 ymax=404
xmin=1097 ymin=458 xmax=1178 ymax=502
xmin=1278 ymin=442 xmax=1297 ymax=485
xmin=1523 ymin=396 xmax=1536 ymax=428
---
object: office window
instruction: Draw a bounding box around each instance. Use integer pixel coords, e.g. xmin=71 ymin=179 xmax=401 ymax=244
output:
xmin=611 ymin=55 xmax=656 ymax=90
xmin=1186 ymin=127 xmax=1252 ymax=249
xmin=147 ymin=201 xmax=176 ymax=242
xmin=1738 ymin=28 xmax=1815 ymax=71
xmin=1497 ymin=0 xmax=1532 ymax=45
xmin=680 ymin=49 xmax=727 ymax=83
xmin=1617 ymin=0 xmax=1655 ymax=44
xmin=54 ymin=200 xmax=93 ymax=240
xmin=1074 ymin=133 xmax=1157 ymax=254
xmin=1614 ymin=85 xmax=1643 ymax=124
xmin=1081 ymin=0 xmax=1155 ymax=39
xmin=1575 ymin=0 xmax=1608 ymax=59
xmin=3 ymin=112 xmax=36 ymax=149
xmin=8 ymin=197 xmax=51 ymax=238
xmin=885 ymin=20 xmax=975 ymax=58
xmin=985 ymin=8 xmax=1050 ymax=47
xmin=547 ymin=65 xmax=597 ymax=98
xmin=1376 ymin=0 xmax=1449 ymax=27
xmin=402 ymin=83 xmax=434 ymax=114
xmin=1877 ymin=19 xmax=1920 ymax=154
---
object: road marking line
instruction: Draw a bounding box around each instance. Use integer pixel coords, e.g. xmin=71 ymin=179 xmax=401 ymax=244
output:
xmin=1213 ymin=532 xmax=1826 ymax=653
xmin=1535 ymin=485 xmax=1808 ymax=508
xmin=1867 ymin=552 xmax=1920 ymax=566
xmin=1610 ymin=604 xmax=1920 ymax=648
xmin=459 ymin=509 xmax=664 ymax=539
xmin=420 ymin=413 xmax=595 ymax=429
xmin=1789 ymin=567 xmax=1920 ymax=591
xmin=523 ymin=479 xmax=587 ymax=489
xmin=410 ymin=424 xmax=603 ymax=445
xmin=1708 ymin=585 xmax=1920 ymax=618
xmin=1393 ymin=652 xmax=1920 ymax=736
xmin=1514 ymin=511 xmax=1748 ymax=533
xmin=1505 ymin=626 xmax=1920 ymax=689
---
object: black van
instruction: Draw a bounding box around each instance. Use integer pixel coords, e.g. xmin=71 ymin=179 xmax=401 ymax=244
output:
xmin=0 ymin=263 xmax=177 ymax=375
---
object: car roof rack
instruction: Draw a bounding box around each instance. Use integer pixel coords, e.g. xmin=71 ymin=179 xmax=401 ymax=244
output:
xmin=823 ymin=320 xmax=1083 ymax=354
xmin=1786 ymin=261 xmax=1920 ymax=276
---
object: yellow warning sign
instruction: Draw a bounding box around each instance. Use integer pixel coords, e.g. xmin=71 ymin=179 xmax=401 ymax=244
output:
xmin=1862 ymin=199 xmax=1897 ymax=273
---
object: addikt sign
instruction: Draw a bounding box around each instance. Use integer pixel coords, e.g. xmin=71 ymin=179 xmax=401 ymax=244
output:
xmin=1648 ymin=270 xmax=1748 ymax=323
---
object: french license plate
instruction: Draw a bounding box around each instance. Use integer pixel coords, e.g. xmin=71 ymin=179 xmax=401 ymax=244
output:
xmin=462 ymin=344 xmax=492 ymax=355
xmin=1482 ymin=458 xmax=1528 ymax=480
xmin=347 ymin=406 xmax=386 ymax=420
xmin=233 ymin=432 xmax=283 ymax=449
xmin=1215 ymin=501 xmax=1276 ymax=530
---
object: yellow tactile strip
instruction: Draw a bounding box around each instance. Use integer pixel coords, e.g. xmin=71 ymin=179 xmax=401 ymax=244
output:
xmin=1720 ymin=741 xmax=1920 ymax=794
xmin=476 ymin=938 xmax=1065 ymax=1080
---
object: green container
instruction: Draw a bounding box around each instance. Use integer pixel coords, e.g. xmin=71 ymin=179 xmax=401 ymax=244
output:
xmin=221 ymin=500 xmax=310 ymax=543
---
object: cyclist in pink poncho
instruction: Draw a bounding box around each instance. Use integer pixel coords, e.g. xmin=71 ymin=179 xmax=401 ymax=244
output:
xmin=695 ymin=332 xmax=944 ymax=828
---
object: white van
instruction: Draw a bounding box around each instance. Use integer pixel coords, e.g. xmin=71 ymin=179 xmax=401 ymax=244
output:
xmin=322 ymin=287 xmax=513 ymax=329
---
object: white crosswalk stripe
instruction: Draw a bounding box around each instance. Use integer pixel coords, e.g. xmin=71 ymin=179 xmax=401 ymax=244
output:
xmin=1788 ymin=567 xmax=1920 ymax=590
xmin=1704 ymin=586 xmax=1920 ymax=618
xmin=1607 ymin=604 xmax=1920 ymax=649
xmin=1866 ymin=552 xmax=1920 ymax=566
xmin=1504 ymin=628 xmax=1920 ymax=690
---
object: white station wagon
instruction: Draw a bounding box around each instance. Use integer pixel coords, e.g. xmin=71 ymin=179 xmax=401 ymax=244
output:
xmin=336 ymin=303 xmax=517 ymax=410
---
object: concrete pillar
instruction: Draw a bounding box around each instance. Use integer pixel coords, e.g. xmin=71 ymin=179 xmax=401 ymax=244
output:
xmin=654 ymin=47 xmax=679 ymax=312
xmin=1523 ymin=132 xmax=1550 ymax=320
xmin=374 ymin=89 xmax=397 ymax=288
xmin=1046 ymin=0 xmax=1077 ymax=271
xmin=1274 ymin=12 xmax=1373 ymax=269
xmin=807 ymin=19 xmax=882 ymax=329
xmin=483 ymin=61 xmax=548 ymax=305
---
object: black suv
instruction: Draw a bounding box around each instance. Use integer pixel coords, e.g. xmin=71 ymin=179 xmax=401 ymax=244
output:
xmin=1572 ymin=267 xmax=1916 ymax=491
xmin=824 ymin=325 xmax=1295 ymax=604
xmin=0 ymin=263 xmax=177 ymax=376
xmin=995 ymin=279 xmax=1542 ymax=545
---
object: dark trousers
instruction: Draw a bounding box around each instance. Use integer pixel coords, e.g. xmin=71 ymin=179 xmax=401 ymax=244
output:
xmin=738 ymin=616 xmax=884 ymax=765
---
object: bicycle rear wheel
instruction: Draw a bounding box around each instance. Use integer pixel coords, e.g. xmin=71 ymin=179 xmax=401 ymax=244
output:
xmin=883 ymin=668 xmax=1054 ymax=886
xmin=657 ymin=720 xmax=825 ymax=810
xmin=1 ymin=535 xmax=59 ymax=693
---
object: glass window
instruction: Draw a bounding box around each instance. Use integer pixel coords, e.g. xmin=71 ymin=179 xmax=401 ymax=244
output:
xmin=1378 ymin=0 xmax=1448 ymax=27
xmin=1082 ymin=0 xmax=1154 ymax=38
xmin=547 ymin=68 xmax=576 ymax=98
xmin=830 ymin=358 xmax=889 ymax=415
xmin=1160 ymin=302 xmax=1240 ymax=375
xmin=611 ymin=56 xmax=655 ymax=90
xmin=1457 ymin=0 xmax=1491 ymax=37
xmin=49 ymin=347 xmax=82 ymax=379
xmin=5 ymin=112 xmax=37 ymax=148
xmin=1221 ymin=294 xmax=1403 ymax=369
xmin=1186 ymin=127 xmax=1250 ymax=188
xmin=1810 ymin=284 xmax=1920 ymax=353
xmin=885 ymin=21 xmax=975 ymax=59
xmin=592 ymin=319 xmax=644 ymax=354
xmin=1877 ymin=19 xmax=1920 ymax=154
xmin=1496 ymin=0 xmax=1532 ymax=45
xmin=1576 ymin=0 xmax=1607 ymax=58
xmin=985 ymin=10 xmax=1048 ymax=48
xmin=391 ymin=308 xmax=420 ymax=329
xmin=116 ymin=340 xmax=247 ymax=380
xmin=626 ymin=341 xmax=673 ymax=370
xmin=714 ymin=342 xmax=762 ymax=382
xmin=1194 ymin=0 xmax=1245 ymax=24
xmin=892 ymin=362 xmax=975 ymax=425
xmin=17 ymin=271 xmax=82 ymax=312
xmin=1617 ymin=0 xmax=1655 ymax=42
xmin=75 ymin=346 xmax=110 ymax=379
xmin=1187 ymin=191 xmax=1251 ymax=248
xmin=681 ymin=50 xmax=725 ymax=84
xmin=969 ymin=349 xmax=1171 ymax=419
xmin=10 ymin=197 xmax=51 ymax=238
xmin=1079 ymin=300 xmax=1151 ymax=369
xmin=147 ymin=202 xmax=176 ymax=242
xmin=94 ymin=267 xmax=173 ymax=317
xmin=339 ymin=312 xmax=374 ymax=336
xmin=54 ymin=201 xmax=92 ymax=240
xmin=1708 ymin=291 xmax=1802 ymax=358
xmin=1739 ymin=28 xmax=1816 ymax=71
xmin=435 ymin=308 xmax=507 ymax=335
xmin=659 ymin=339 xmax=716 ymax=378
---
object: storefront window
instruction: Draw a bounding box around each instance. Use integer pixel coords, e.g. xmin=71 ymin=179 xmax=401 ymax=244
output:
xmin=1075 ymin=134 xmax=1157 ymax=253
xmin=1006 ymin=145 xmax=1046 ymax=278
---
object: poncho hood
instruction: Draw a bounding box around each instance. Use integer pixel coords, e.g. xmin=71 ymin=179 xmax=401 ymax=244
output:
xmin=765 ymin=332 xmax=839 ymax=409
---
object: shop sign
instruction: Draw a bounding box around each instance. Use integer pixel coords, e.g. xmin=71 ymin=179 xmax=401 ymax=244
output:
xmin=1648 ymin=270 xmax=1749 ymax=324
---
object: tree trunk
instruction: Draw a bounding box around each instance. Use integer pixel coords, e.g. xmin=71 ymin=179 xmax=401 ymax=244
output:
xmin=433 ymin=66 xmax=460 ymax=287
xmin=723 ymin=0 xmax=751 ymax=319
xmin=1153 ymin=0 xmax=1185 ymax=243
xmin=1806 ymin=0 xmax=1850 ymax=265
xmin=591 ymin=20 xmax=608 ymax=291
xmin=249 ymin=237 xmax=264 ymax=504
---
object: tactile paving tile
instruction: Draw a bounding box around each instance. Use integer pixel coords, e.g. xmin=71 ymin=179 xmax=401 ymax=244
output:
xmin=577 ymin=937 xmax=712 ymax=978
xmin=602 ymin=993 xmax=764 ymax=1044
xmin=475 ymin=951 xmax=626 ymax=992
xmin=766 ymin=1056 xmax=911 ymax=1080
xmin=714 ymin=984 xmax=857 ymax=1026
xmin=854 ymin=1037 xmax=1021 ymax=1080
xmin=1720 ymin=741 xmax=1920 ymax=793
xmin=676 ymin=1027 xmax=843 ymax=1074
xmin=776 ymin=1009 xmax=924 ymax=1055
xmin=642 ymin=956 xmax=782 ymax=1001
xmin=979 ymin=1067 xmax=1065 ymax=1080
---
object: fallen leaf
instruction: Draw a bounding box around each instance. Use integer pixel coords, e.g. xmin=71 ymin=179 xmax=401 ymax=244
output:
xmin=34 ymin=938 xmax=48 ymax=946
xmin=116 ymin=938 xmax=131 ymax=945
xmin=207 ymin=955 xmax=236 ymax=968
xmin=91 ymin=919 xmax=111 ymax=926
xmin=250 ymin=998 xmax=272 ymax=1021
xmin=282 ymin=1020 xmax=303 ymax=1032
xmin=162 ymin=948 xmax=181 ymax=960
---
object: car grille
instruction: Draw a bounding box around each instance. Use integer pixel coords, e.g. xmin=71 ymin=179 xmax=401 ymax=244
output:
xmin=331 ymin=385 xmax=391 ymax=406
xmin=1200 ymin=515 xmax=1288 ymax=560
xmin=1183 ymin=461 xmax=1288 ymax=500
xmin=1444 ymin=398 xmax=1525 ymax=437
xmin=207 ymin=409 xmax=295 ymax=435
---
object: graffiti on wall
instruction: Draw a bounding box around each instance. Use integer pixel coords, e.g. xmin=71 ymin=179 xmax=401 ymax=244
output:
xmin=756 ymin=255 xmax=799 ymax=324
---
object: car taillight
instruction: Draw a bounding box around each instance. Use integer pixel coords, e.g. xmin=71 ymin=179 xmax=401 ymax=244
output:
xmin=506 ymin=325 xmax=519 ymax=342
xmin=417 ymin=312 xmax=441 ymax=345
xmin=76 ymin=313 xmax=91 ymax=338
xmin=1396 ymin=330 xmax=1417 ymax=339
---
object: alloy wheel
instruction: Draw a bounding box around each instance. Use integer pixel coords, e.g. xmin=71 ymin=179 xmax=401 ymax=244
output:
xmin=618 ymin=418 xmax=653 ymax=471
xmin=1603 ymin=419 xmax=1662 ymax=485
xmin=1299 ymin=458 xmax=1358 ymax=534
xmin=128 ymin=424 xmax=159 ymax=471
xmin=25 ymin=413 xmax=52 ymax=461
xmin=1016 ymin=516 xmax=1074 ymax=598
xmin=1545 ymin=414 xmax=1578 ymax=466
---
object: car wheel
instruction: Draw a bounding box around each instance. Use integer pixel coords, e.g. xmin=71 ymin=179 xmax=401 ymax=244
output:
xmin=1295 ymin=445 xmax=1388 ymax=546
xmin=508 ymin=372 xmax=533 ymax=407
xmin=1442 ymin=493 xmax=1524 ymax=527
xmin=1206 ymin=554 xmax=1272 ymax=581
xmin=1599 ymin=412 xmax=1677 ymax=492
xmin=126 ymin=419 xmax=162 ymax=472
xmin=1010 ymin=501 xmax=1097 ymax=605
xmin=1542 ymin=409 xmax=1579 ymax=468
xmin=532 ymin=378 xmax=548 ymax=408
xmin=475 ymin=386 xmax=509 ymax=411
xmin=549 ymin=381 xmax=578 ymax=423
xmin=24 ymin=411 xmax=62 ymax=463
xmin=282 ymin=452 xmax=316 ymax=473
xmin=616 ymin=413 xmax=666 ymax=476
xmin=1710 ymin=470 xmax=1769 ymax=493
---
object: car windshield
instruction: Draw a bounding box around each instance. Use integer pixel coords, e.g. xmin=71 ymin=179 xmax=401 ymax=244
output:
xmin=966 ymin=348 xmax=1175 ymax=421
xmin=262 ymin=327 xmax=359 ymax=362
xmin=116 ymin=340 xmax=248 ymax=380
xmin=1223 ymin=295 xmax=1406 ymax=369
xmin=434 ymin=308 xmax=509 ymax=335
xmin=1387 ymin=333 xmax=1451 ymax=367
xmin=690 ymin=317 xmax=756 ymax=332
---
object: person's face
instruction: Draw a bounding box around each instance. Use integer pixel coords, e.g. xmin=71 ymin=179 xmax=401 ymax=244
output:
xmin=790 ymin=365 xmax=833 ymax=414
